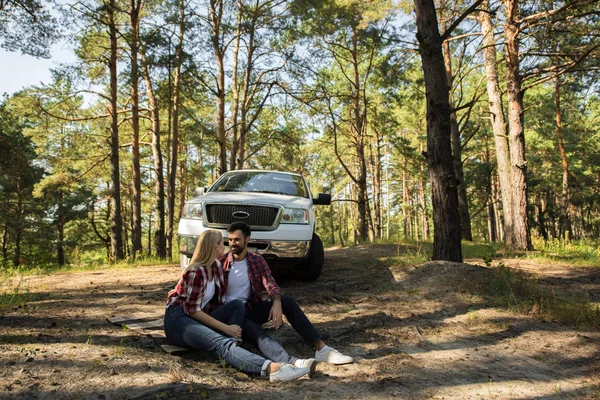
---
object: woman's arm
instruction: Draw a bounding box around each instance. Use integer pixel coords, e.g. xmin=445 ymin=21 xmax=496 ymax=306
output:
xmin=189 ymin=310 xmax=242 ymax=338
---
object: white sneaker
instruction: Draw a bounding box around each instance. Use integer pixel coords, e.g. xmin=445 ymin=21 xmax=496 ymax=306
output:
xmin=269 ymin=363 xmax=310 ymax=382
xmin=314 ymin=347 xmax=353 ymax=365
xmin=294 ymin=358 xmax=317 ymax=377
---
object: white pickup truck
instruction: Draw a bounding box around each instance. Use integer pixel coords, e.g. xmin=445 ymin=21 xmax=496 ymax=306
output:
xmin=177 ymin=170 xmax=331 ymax=280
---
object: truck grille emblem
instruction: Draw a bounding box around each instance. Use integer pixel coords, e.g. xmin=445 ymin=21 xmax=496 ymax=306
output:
xmin=232 ymin=211 xmax=250 ymax=219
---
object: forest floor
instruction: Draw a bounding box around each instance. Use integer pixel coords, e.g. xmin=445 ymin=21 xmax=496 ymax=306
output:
xmin=1 ymin=244 xmax=600 ymax=400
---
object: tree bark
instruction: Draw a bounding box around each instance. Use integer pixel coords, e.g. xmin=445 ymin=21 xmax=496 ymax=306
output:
xmin=480 ymin=0 xmax=514 ymax=247
xmin=210 ymin=0 xmax=228 ymax=175
xmin=166 ymin=0 xmax=185 ymax=259
xmin=229 ymin=0 xmax=243 ymax=171
xmin=504 ymin=0 xmax=532 ymax=250
xmin=108 ymin=0 xmax=124 ymax=261
xmin=1 ymin=221 xmax=8 ymax=261
xmin=13 ymin=178 xmax=23 ymax=266
xmin=419 ymin=143 xmax=430 ymax=239
xmin=130 ymin=0 xmax=142 ymax=257
xmin=140 ymin=43 xmax=166 ymax=258
xmin=442 ymin=5 xmax=472 ymax=241
xmin=555 ymin=74 xmax=571 ymax=240
xmin=414 ymin=0 xmax=462 ymax=261
xmin=57 ymin=189 xmax=65 ymax=266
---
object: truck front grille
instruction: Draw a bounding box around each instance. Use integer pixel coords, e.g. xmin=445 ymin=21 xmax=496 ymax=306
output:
xmin=205 ymin=204 xmax=280 ymax=229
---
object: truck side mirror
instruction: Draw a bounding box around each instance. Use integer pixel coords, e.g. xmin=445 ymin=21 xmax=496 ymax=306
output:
xmin=194 ymin=187 xmax=207 ymax=197
xmin=313 ymin=193 xmax=331 ymax=205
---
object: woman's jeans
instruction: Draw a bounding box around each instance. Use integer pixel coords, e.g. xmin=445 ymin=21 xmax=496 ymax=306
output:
xmin=242 ymin=295 xmax=322 ymax=364
xmin=164 ymin=301 xmax=270 ymax=377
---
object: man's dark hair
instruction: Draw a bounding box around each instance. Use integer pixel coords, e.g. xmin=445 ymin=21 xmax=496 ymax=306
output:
xmin=228 ymin=222 xmax=251 ymax=238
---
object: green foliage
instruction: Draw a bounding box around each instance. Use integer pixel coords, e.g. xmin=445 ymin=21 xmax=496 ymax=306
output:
xmin=0 ymin=0 xmax=59 ymax=57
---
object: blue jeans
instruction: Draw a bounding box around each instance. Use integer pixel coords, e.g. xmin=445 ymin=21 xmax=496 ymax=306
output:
xmin=164 ymin=302 xmax=270 ymax=377
xmin=242 ymin=296 xmax=322 ymax=363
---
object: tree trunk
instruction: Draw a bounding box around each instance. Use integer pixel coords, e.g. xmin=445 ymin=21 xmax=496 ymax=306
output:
xmin=546 ymin=187 xmax=557 ymax=239
xmin=178 ymin=141 xmax=187 ymax=223
xmin=57 ymin=189 xmax=65 ymax=266
xmin=442 ymin=7 xmax=472 ymax=241
xmin=484 ymin=136 xmax=497 ymax=242
xmin=504 ymin=0 xmax=532 ymax=250
xmin=108 ymin=0 xmax=124 ymax=262
xmin=140 ymin=44 xmax=166 ymax=259
xmin=385 ymin=141 xmax=391 ymax=239
xmin=555 ymin=74 xmax=571 ymax=240
xmin=229 ymin=0 xmax=243 ymax=171
xmin=130 ymin=0 xmax=143 ymax=257
xmin=536 ymin=194 xmax=548 ymax=241
xmin=414 ymin=0 xmax=462 ymax=262
xmin=13 ymin=179 xmax=23 ymax=266
xmin=480 ymin=0 xmax=514 ymax=247
xmin=1 ymin=221 xmax=8 ymax=261
xmin=419 ymin=173 xmax=430 ymax=239
xmin=166 ymin=0 xmax=185 ymax=260
xmin=210 ymin=0 xmax=228 ymax=175
xmin=236 ymin=20 xmax=255 ymax=171
xmin=402 ymin=157 xmax=409 ymax=238
xmin=370 ymin=134 xmax=382 ymax=239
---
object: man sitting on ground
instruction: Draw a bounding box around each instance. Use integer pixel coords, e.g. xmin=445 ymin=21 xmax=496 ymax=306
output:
xmin=215 ymin=221 xmax=353 ymax=375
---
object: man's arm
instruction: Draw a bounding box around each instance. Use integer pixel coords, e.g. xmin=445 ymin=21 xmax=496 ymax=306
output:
xmin=253 ymin=255 xmax=285 ymax=328
xmin=255 ymin=254 xmax=283 ymax=297
xmin=269 ymin=293 xmax=283 ymax=329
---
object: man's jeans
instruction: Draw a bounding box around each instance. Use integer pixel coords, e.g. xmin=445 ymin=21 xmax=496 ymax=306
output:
xmin=164 ymin=301 xmax=270 ymax=377
xmin=242 ymin=295 xmax=321 ymax=363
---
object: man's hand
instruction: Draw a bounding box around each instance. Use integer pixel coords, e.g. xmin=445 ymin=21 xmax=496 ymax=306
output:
xmin=223 ymin=324 xmax=242 ymax=338
xmin=268 ymin=297 xmax=283 ymax=329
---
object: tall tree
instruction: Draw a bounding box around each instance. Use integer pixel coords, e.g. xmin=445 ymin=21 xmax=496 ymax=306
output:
xmin=414 ymin=0 xmax=480 ymax=261
xmin=106 ymin=0 xmax=124 ymax=261
xmin=166 ymin=0 xmax=186 ymax=259
xmin=139 ymin=38 xmax=166 ymax=258
xmin=479 ymin=0 xmax=513 ymax=245
xmin=128 ymin=0 xmax=143 ymax=257
xmin=440 ymin=0 xmax=473 ymax=241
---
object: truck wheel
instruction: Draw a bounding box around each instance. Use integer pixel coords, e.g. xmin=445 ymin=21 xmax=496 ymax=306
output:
xmin=180 ymin=254 xmax=191 ymax=271
xmin=302 ymin=233 xmax=324 ymax=281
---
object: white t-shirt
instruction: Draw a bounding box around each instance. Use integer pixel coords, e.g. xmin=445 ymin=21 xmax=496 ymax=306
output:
xmin=200 ymin=278 xmax=216 ymax=309
xmin=225 ymin=259 xmax=251 ymax=303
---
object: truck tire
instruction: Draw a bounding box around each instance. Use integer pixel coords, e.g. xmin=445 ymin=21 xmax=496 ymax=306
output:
xmin=302 ymin=233 xmax=324 ymax=281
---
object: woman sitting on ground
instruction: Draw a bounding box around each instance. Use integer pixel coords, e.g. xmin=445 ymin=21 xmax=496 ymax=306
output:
xmin=163 ymin=229 xmax=309 ymax=382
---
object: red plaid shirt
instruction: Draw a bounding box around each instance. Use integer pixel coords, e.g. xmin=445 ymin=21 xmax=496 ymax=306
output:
xmin=217 ymin=251 xmax=283 ymax=308
xmin=166 ymin=260 xmax=226 ymax=314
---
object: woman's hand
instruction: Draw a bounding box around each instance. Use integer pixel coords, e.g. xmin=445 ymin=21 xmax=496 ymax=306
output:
xmin=223 ymin=324 xmax=242 ymax=338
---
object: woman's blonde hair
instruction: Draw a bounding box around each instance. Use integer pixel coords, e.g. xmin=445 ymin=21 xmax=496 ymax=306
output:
xmin=186 ymin=230 xmax=222 ymax=273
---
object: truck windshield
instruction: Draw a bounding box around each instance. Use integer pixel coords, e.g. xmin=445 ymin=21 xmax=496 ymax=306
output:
xmin=211 ymin=171 xmax=309 ymax=198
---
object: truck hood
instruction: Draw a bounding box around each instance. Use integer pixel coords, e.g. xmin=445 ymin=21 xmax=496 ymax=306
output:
xmin=189 ymin=191 xmax=312 ymax=209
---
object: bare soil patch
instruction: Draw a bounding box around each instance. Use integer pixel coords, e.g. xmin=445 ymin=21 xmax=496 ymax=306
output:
xmin=1 ymin=244 xmax=599 ymax=399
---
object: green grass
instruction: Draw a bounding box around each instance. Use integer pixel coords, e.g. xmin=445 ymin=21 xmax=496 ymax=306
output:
xmin=0 ymin=282 xmax=38 ymax=310
xmin=469 ymin=263 xmax=600 ymax=329
xmin=462 ymin=241 xmax=501 ymax=261
xmin=1 ymin=251 xmax=178 ymax=279
xmin=524 ymin=237 xmax=600 ymax=266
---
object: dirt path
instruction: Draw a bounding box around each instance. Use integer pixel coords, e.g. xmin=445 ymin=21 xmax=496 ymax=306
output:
xmin=1 ymin=245 xmax=599 ymax=399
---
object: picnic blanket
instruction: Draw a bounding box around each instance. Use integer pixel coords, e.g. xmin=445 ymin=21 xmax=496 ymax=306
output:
xmin=107 ymin=312 xmax=187 ymax=353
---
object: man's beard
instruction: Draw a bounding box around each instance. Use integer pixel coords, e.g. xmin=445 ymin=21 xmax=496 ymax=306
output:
xmin=231 ymin=245 xmax=245 ymax=255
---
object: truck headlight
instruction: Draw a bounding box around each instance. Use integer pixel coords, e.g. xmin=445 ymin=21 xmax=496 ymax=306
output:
xmin=182 ymin=203 xmax=203 ymax=219
xmin=280 ymin=208 xmax=309 ymax=224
